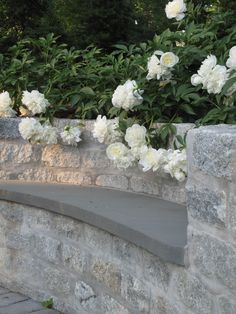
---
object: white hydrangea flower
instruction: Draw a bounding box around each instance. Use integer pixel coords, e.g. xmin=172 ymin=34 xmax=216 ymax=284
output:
xmin=0 ymin=91 xmax=16 ymax=117
xmin=147 ymin=51 xmax=178 ymax=81
xmin=139 ymin=147 xmax=168 ymax=172
xmin=164 ymin=149 xmax=187 ymax=182
xmin=165 ymin=0 xmax=187 ymax=21
xmin=226 ymin=46 xmax=236 ymax=70
xmin=191 ymin=55 xmax=228 ymax=94
xmin=19 ymin=106 xmax=31 ymax=117
xmin=125 ymin=124 xmax=147 ymax=148
xmin=112 ymin=80 xmax=143 ymax=111
xmin=22 ymin=90 xmax=49 ymax=115
xmin=131 ymin=145 xmax=148 ymax=159
xmin=19 ymin=118 xmax=58 ymax=145
xmin=19 ymin=117 xmax=43 ymax=142
xmin=106 ymin=142 xmax=135 ymax=169
xmin=60 ymin=125 xmax=82 ymax=146
xmin=92 ymin=115 xmax=121 ymax=144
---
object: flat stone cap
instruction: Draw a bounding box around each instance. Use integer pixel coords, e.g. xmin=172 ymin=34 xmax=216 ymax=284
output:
xmin=0 ymin=181 xmax=187 ymax=265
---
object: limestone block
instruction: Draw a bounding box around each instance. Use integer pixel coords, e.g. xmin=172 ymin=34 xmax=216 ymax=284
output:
xmin=96 ymin=175 xmax=128 ymax=190
xmin=42 ymin=145 xmax=80 ymax=168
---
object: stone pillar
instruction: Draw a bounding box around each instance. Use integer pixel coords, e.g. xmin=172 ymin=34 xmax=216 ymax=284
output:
xmin=186 ymin=125 xmax=236 ymax=313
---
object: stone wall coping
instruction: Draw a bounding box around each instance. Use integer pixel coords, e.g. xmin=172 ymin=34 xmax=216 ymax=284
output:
xmin=0 ymin=181 xmax=187 ymax=265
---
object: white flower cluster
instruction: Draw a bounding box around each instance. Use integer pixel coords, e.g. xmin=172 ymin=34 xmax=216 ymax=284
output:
xmin=147 ymin=51 xmax=179 ymax=81
xmin=19 ymin=118 xmax=58 ymax=145
xmin=92 ymin=115 xmax=121 ymax=144
xmin=112 ymin=80 xmax=144 ymax=111
xmin=165 ymin=0 xmax=187 ymax=21
xmin=191 ymin=55 xmax=229 ymax=94
xmin=103 ymin=122 xmax=187 ymax=181
xmin=60 ymin=125 xmax=82 ymax=146
xmin=0 ymin=91 xmax=16 ymax=118
xmin=22 ymin=90 xmax=49 ymax=115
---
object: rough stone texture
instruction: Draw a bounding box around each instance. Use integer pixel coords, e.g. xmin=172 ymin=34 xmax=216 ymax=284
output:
xmin=218 ymin=296 xmax=236 ymax=314
xmin=187 ymin=187 xmax=227 ymax=226
xmin=0 ymin=118 xmax=188 ymax=203
xmin=188 ymin=124 xmax=236 ymax=179
xmin=190 ymin=231 xmax=236 ymax=290
xmin=171 ymin=271 xmax=213 ymax=313
xmin=1 ymin=123 xmax=236 ymax=313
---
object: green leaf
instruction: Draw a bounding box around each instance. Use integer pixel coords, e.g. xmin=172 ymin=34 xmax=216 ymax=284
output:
xmin=80 ymin=87 xmax=95 ymax=96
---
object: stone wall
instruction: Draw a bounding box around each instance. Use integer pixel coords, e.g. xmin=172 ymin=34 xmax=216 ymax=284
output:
xmin=0 ymin=122 xmax=236 ymax=313
xmin=0 ymin=118 xmax=193 ymax=204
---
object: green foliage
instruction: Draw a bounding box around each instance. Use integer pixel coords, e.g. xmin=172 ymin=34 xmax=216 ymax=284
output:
xmin=41 ymin=297 xmax=53 ymax=309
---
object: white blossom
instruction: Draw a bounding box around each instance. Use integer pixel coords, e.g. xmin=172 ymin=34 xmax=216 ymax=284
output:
xmin=0 ymin=91 xmax=16 ymax=117
xmin=160 ymin=52 xmax=179 ymax=68
xmin=19 ymin=117 xmax=43 ymax=143
xmin=60 ymin=125 xmax=82 ymax=146
xmin=124 ymin=124 xmax=147 ymax=148
xmin=163 ymin=149 xmax=187 ymax=182
xmin=226 ymin=46 xmax=236 ymax=70
xmin=19 ymin=118 xmax=58 ymax=145
xmin=112 ymin=80 xmax=143 ymax=111
xmin=191 ymin=55 xmax=228 ymax=94
xmin=165 ymin=0 xmax=187 ymax=21
xmin=147 ymin=51 xmax=178 ymax=81
xmin=92 ymin=115 xmax=121 ymax=144
xmin=22 ymin=90 xmax=49 ymax=115
xmin=139 ymin=148 xmax=168 ymax=172
xmin=106 ymin=142 xmax=135 ymax=169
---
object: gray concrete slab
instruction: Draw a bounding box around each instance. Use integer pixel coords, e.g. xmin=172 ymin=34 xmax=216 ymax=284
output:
xmin=0 ymin=181 xmax=188 ymax=265
xmin=0 ymin=287 xmax=60 ymax=314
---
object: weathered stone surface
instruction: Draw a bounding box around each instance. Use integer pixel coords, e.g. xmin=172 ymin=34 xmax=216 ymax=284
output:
xmin=83 ymin=224 xmax=113 ymax=254
xmin=187 ymin=187 xmax=226 ymax=226
xmin=190 ymin=232 xmax=236 ymax=290
xmin=0 ymin=202 xmax=23 ymax=223
xmin=121 ymin=274 xmax=150 ymax=313
xmin=0 ymin=118 xmax=21 ymax=139
xmin=161 ymin=180 xmax=186 ymax=204
xmin=91 ymin=259 xmax=121 ymax=293
xmin=112 ymin=237 xmax=142 ymax=273
xmin=55 ymin=170 xmax=92 ymax=185
xmin=18 ymin=168 xmax=55 ymax=182
xmin=130 ymin=176 xmax=161 ymax=196
xmin=0 ymin=143 xmax=42 ymax=164
xmin=74 ymin=281 xmax=99 ymax=312
xmin=42 ymin=145 xmax=80 ymax=168
xmin=101 ymin=294 xmax=129 ymax=314
xmin=81 ymin=150 xmax=112 ymax=169
xmin=43 ymin=267 xmax=74 ymax=295
xmin=61 ymin=243 xmax=85 ymax=273
xmin=150 ymin=296 xmax=184 ymax=314
xmin=218 ymin=296 xmax=236 ymax=314
xmin=142 ymin=251 xmax=170 ymax=291
xmin=171 ymin=271 xmax=213 ymax=313
xmin=32 ymin=234 xmax=61 ymax=263
xmin=52 ymin=215 xmax=83 ymax=241
xmin=188 ymin=125 xmax=236 ymax=179
xmin=96 ymin=174 xmax=128 ymax=190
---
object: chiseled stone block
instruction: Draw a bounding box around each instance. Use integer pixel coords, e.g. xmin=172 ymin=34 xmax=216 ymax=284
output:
xmin=95 ymin=174 xmax=128 ymax=190
xmin=187 ymin=187 xmax=227 ymax=226
xmin=190 ymin=231 xmax=236 ymax=290
xmin=0 ymin=143 xmax=41 ymax=164
xmin=61 ymin=243 xmax=85 ymax=273
xmin=142 ymin=250 xmax=170 ymax=291
xmin=91 ymin=258 xmax=121 ymax=294
xmin=188 ymin=125 xmax=236 ymax=179
xmin=42 ymin=145 xmax=80 ymax=168
xmin=121 ymin=274 xmax=150 ymax=313
xmin=32 ymin=234 xmax=61 ymax=264
xmin=218 ymin=296 xmax=236 ymax=314
xmin=81 ymin=150 xmax=112 ymax=169
xmin=0 ymin=201 xmax=23 ymax=223
xmin=101 ymin=294 xmax=130 ymax=314
xmin=74 ymin=281 xmax=99 ymax=312
xmin=150 ymin=296 xmax=183 ymax=314
xmin=130 ymin=176 xmax=161 ymax=196
xmin=171 ymin=270 xmax=213 ymax=314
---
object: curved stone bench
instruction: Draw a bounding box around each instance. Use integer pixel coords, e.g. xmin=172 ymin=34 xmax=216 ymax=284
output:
xmin=0 ymin=181 xmax=187 ymax=266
